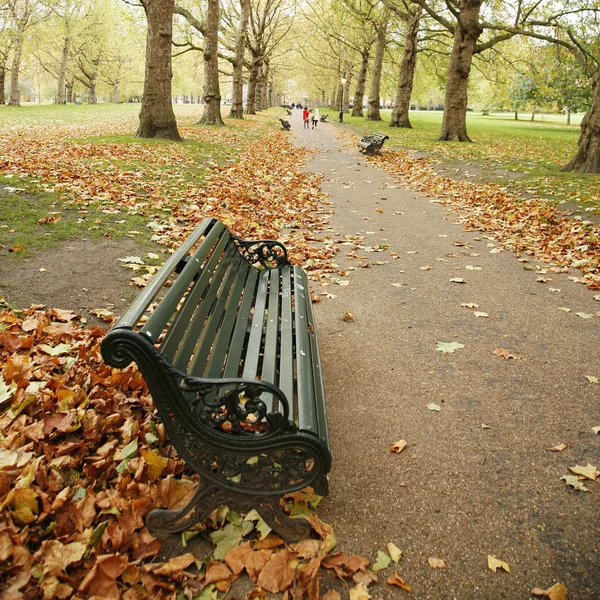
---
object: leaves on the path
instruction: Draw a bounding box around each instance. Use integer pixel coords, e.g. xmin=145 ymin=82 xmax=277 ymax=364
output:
xmin=387 ymin=573 xmax=411 ymax=591
xmin=494 ymin=347 xmax=516 ymax=360
xmin=369 ymin=151 xmax=600 ymax=290
xmin=371 ymin=551 xmax=392 ymax=572
xmin=427 ymin=557 xmax=447 ymax=569
xmin=387 ymin=543 xmax=403 ymax=563
xmin=550 ymin=443 xmax=567 ymax=453
xmin=561 ymin=475 xmax=590 ymax=491
xmin=585 ymin=375 xmax=598 ymax=384
xmin=389 ymin=440 xmax=407 ymax=454
xmin=427 ymin=403 xmax=442 ymax=412
xmin=487 ymin=555 xmax=510 ymax=573
xmin=532 ymin=582 xmax=568 ymax=600
xmin=436 ymin=341 xmax=465 ymax=353
xmin=568 ymin=463 xmax=599 ymax=481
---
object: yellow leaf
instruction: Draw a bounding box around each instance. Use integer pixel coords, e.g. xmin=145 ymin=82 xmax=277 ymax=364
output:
xmin=568 ymin=463 xmax=599 ymax=481
xmin=550 ymin=443 xmax=567 ymax=452
xmin=487 ymin=555 xmax=510 ymax=573
xmin=140 ymin=448 xmax=168 ymax=481
xmin=387 ymin=543 xmax=403 ymax=563
xmin=427 ymin=557 xmax=447 ymax=569
xmin=388 ymin=440 xmax=407 ymax=454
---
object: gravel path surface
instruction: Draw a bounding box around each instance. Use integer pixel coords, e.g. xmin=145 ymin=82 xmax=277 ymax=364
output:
xmin=289 ymin=111 xmax=600 ymax=599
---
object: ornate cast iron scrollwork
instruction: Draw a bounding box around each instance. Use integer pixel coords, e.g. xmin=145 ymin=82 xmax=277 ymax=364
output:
xmin=175 ymin=368 xmax=293 ymax=437
xmin=233 ymin=237 xmax=289 ymax=269
xmin=146 ymin=477 xmax=312 ymax=541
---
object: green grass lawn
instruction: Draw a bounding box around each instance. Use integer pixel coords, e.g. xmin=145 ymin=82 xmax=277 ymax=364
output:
xmin=0 ymin=103 xmax=277 ymax=259
xmin=319 ymin=107 xmax=599 ymax=212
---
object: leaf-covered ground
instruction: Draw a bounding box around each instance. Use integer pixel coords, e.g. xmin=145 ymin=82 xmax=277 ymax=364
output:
xmin=367 ymin=149 xmax=600 ymax=290
xmin=2 ymin=109 xmax=598 ymax=599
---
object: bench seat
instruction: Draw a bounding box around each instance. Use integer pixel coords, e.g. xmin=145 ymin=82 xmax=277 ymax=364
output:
xmin=101 ymin=218 xmax=330 ymax=539
xmin=358 ymin=133 xmax=389 ymax=154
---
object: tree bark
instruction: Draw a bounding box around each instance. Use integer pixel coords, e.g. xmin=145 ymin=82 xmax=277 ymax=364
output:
xmin=0 ymin=65 xmax=5 ymax=105
xmin=352 ymin=50 xmax=370 ymax=117
xmin=57 ymin=39 xmax=69 ymax=105
xmin=563 ymin=72 xmax=600 ymax=173
xmin=438 ymin=0 xmax=483 ymax=141
xmin=229 ymin=0 xmax=250 ymax=119
xmin=137 ymin=0 xmax=182 ymax=140
xmin=390 ymin=7 xmax=421 ymax=128
xmin=66 ymin=79 xmax=74 ymax=103
xmin=89 ymin=77 xmax=97 ymax=104
xmin=366 ymin=12 xmax=388 ymax=121
xmin=198 ymin=0 xmax=224 ymax=125
xmin=261 ymin=60 xmax=269 ymax=109
xmin=245 ymin=55 xmax=259 ymax=115
xmin=9 ymin=31 xmax=24 ymax=106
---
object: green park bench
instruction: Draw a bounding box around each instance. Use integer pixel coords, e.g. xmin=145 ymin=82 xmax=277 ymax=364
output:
xmin=319 ymin=114 xmax=328 ymax=122
xmin=101 ymin=218 xmax=331 ymax=540
xmin=279 ymin=118 xmax=291 ymax=130
xmin=358 ymin=132 xmax=389 ymax=154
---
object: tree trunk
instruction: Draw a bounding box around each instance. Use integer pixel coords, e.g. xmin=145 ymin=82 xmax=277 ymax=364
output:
xmin=199 ymin=0 xmax=224 ymax=125
xmin=344 ymin=77 xmax=351 ymax=113
xmin=137 ymin=0 xmax=181 ymax=140
xmin=366 ymin=12 xmax=388 ymax=121
xmin=254 ymin=64 xmax=263 ymax=112
xmin=89 ymin=79 xmax=97 ymax=104
xmin=566 ymin=109 xmax=571 ymax=126
xmin=352 ymin=50 xmax=370 ymax=117
xmin=57 ymin=39 xmax=69 ymax=105
xmin=112 ymin=83 xmax=120 ymax=103
xmin=390 ymin=7 xmax=421 ymax=128
xmin=0 ymin=66 xmax=5 ymax=105
xmin=261 ymin=61 xmax=269 ymax=110
xmin=66 ymin=79 xmax=74 ymax=103
xmin=438 ymin=0 xmax=483 ymax=141
xmin=229 ymin=0 xmax=250 ymax=119
xmin=9 ymin=32 xmax=24 ymax=106
xmin=245 ymin=56 xmax=259 ymax=115
xmin=563 ymin=72 xmax=600 ymax=173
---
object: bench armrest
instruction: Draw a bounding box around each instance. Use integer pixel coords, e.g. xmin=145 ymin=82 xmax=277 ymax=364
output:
xmin=233 ymin=237 xmax=290 ymax=268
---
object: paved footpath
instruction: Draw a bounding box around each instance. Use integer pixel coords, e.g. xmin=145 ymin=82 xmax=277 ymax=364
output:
xmin=288 ymin=111 xmax=599 ymax=599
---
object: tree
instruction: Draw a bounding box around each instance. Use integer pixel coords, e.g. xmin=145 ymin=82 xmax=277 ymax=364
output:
xmin=137 ymin=0 xmax=182 ymax=140
xmin=6 ymin=0 xmax=50 ymax=106
xmin=229 ymin=0 xmax=250 ymax=118
xmin=387 ymin=2 xmax=422 ymax=128
xmin=366 ymin=5 xmax=389 ymax=121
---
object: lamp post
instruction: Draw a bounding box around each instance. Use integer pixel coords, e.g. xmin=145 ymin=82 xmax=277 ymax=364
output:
xmin=339 ymin=77 xmax=346 ymax=123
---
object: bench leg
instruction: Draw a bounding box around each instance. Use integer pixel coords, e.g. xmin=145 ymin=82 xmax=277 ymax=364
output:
xmin=146 ymin=478 xmax=312 ymax=541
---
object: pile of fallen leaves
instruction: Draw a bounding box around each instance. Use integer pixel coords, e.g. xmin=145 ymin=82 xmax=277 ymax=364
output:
xmin=0 ymin=302 xmax=413 ymax=599
xmin=368 ymin=150 xmax=600 ymax=289
xmin=0 ymin=118 xmax=338 ymax=285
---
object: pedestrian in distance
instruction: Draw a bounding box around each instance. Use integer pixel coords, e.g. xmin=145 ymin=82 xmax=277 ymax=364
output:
xmin=312 ymin=108 xmax=320 ymax=129
xmin=303 ymin=107 xmax=310 ymax=129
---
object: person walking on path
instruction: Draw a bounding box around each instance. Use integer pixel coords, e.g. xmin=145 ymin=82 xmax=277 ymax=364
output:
xmin=303 ymin=107 xmax=310 ymax=129
xmin=312 ymin=108 xmax=320 ymax=129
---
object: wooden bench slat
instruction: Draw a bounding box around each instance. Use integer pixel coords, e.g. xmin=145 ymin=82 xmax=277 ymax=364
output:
xmin=159 ymin=232 xmax=234 ymax=363
xmin=141 ymin=221 xmax=227 ymax=342
xmin=242 ymin=270 xmax=270 ymax=380
xmin=258 ymin=270 xmax=281 ymax=414
xmin=222 ymin=268 xmax=259 ymax=378
xmin=293 ymin=267 xmax=318 ymax=433
xmin=112 ymin=218 xmax=216 ymax=332
xmin=278 ymin=266 xmax=295 ymax=417
xmin=204 ymin=260 xmax=252 ymax=378
xmin=186 ymin=252 xmax=246 ymax=377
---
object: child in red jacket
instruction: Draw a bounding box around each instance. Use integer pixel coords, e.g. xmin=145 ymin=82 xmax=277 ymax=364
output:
xmin=303 ymin=107 xmax=310 ymax=129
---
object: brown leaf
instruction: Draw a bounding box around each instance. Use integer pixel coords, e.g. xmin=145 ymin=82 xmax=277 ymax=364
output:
xmin=79 ymin=554 xmax=128 ymax=599
xmin=205 ymin=560 xmax=233 ymax=584
xmin=256 ymin=548 xmax=296 ymax=593
xmin=224 ymin=541 xmax=253 ymax=575
xmin=389 ymin=439 xmax=407 ymax=454
xmin=387 ymin=573 xmax=411 ymax=591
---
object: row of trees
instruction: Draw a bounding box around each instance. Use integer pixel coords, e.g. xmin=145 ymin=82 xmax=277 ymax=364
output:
xmin=2 ymin=0 xmax=600 ymax=172
xmin=0 ymin=0 xmax=145 ymax=106
xmin=294 ymin=0 xmax=600 ymax=172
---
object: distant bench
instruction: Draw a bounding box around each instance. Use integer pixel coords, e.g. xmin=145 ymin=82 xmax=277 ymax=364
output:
xmin=279 ymin=118 xmax=291 ymax=131
xmin=320 ymin=114 xmax=328 ymax=123
xmin=101 ymin=218 xmax=331 ymax=540
xmin=358 ymin=133 xmax=389 ymax=154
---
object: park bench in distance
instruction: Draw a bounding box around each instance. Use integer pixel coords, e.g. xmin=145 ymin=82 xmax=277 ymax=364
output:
xmin=320 ymin=114 xmax=328 ymax=122
xmin=279 ymin=118 xmax=291 ymax=131
xmin=358 ymin=132 xmax=389 ymax=154
xmin=101 ymin=218 xmax=331 ymax=540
